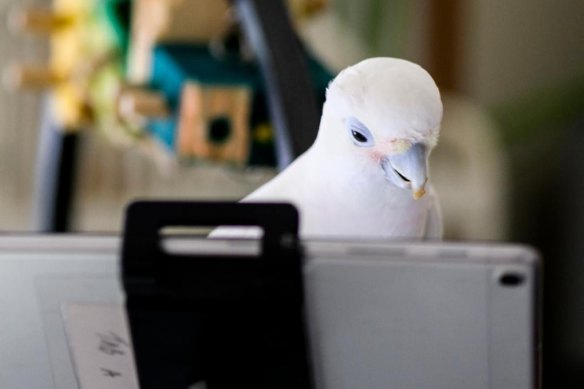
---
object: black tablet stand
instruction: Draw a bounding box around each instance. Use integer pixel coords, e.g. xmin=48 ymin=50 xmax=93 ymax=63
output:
xmin=121 ymin=201 xmax=313 ymax=389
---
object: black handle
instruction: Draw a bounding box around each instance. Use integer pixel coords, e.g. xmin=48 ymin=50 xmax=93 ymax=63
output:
xmin=121 ymin=201 xmax=301 ymax=297
xmin=121 ymin=201 xmax=312 ymax=389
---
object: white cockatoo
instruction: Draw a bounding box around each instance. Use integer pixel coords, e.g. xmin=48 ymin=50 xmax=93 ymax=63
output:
xmin=217 ymin=57 xmax=443 ymax=239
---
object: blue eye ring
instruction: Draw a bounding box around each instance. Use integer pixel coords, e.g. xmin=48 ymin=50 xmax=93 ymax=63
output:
xmin=346 ymin=117 xmax=375 ymax=147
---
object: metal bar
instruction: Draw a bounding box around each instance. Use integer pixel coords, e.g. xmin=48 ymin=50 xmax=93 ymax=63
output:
xmin=234 ymin=0 xmax=321 ymax=169
xmin=32 ymin=99 xmax=79 ymax=232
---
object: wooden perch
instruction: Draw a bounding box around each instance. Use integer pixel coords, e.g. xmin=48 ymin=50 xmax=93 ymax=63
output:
xmin=3 ymin=64 xmax=62 ymax=91
xmin=8 ymin=7 xmax=71 ymax=35
xmin=118 ymin=89 xmax=170 ymax=120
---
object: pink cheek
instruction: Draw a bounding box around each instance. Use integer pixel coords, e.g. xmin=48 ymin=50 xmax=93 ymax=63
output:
xmin=368 ymin=150 xmax=384 ymax=163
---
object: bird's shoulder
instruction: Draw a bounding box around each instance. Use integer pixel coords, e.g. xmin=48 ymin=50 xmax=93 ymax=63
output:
xmin=243 ymin=151 xmax=317 ymax=202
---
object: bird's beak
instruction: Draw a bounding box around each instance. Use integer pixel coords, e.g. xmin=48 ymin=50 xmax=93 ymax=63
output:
xmin=387 ymin=143 xmax=428 ymax=200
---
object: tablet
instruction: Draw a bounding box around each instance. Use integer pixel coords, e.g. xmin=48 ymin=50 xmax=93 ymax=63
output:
xmin=0 ymin=235 xmax=540 ymax=389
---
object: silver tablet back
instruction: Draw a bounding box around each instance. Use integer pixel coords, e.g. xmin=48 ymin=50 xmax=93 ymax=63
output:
xmin=304 ymin=241 xmax=540 ymax=389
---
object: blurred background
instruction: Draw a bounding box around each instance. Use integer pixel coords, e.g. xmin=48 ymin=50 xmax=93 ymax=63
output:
xmin=0 ymin=0 xmax=582 ymax=386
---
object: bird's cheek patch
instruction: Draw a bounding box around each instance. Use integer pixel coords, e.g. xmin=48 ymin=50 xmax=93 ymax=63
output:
xmin=368 ymin=150 xmax=385 ymax=163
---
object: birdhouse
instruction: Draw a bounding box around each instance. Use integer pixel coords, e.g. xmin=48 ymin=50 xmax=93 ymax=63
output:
xmin=143 ymin=43 xmax=256 ymax=165
xmin=176 ymin=82 xmax=251 ymax=165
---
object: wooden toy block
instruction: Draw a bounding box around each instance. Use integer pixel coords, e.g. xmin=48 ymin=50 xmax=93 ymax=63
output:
xmin=144 ymin=43 xmax=258 ymax=162
xmin=118 ymin=88 xmax=170 ymax=121
xmin=8 ymin=7 xmax=73 ymax=35
xmin=177 ymin=82 xmax=251 ymax=165
xmin=3 ymin=63 xmax=62 ymax=90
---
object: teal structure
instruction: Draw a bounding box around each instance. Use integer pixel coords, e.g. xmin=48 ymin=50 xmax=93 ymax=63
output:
xmin=148 ymin=43 xmax=333 ymax=166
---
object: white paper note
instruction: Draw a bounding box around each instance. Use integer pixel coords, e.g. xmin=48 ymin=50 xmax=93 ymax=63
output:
xmin=62 ymin=304 xmax=139 ymax=389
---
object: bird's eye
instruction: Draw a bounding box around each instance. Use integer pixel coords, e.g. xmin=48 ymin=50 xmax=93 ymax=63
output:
xmin=346 ymin=117 xmax=374 ymax=147
xmin=351 ymin=130 xmax=368 ymax=143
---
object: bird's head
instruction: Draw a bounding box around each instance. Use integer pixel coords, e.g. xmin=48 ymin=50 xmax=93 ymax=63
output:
xmin=318 ymin=57 xmax=442 ymax=200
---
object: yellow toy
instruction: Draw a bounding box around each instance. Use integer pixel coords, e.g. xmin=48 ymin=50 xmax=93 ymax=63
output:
xmin=6 ymin=0 xmax=115 ymax=130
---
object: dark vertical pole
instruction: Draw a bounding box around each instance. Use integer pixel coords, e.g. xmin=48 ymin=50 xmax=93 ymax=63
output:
xmin=234 ymin=0 xmax=321 ymax=169
xmin=32 ymin=99 xmax=79 ymax=232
